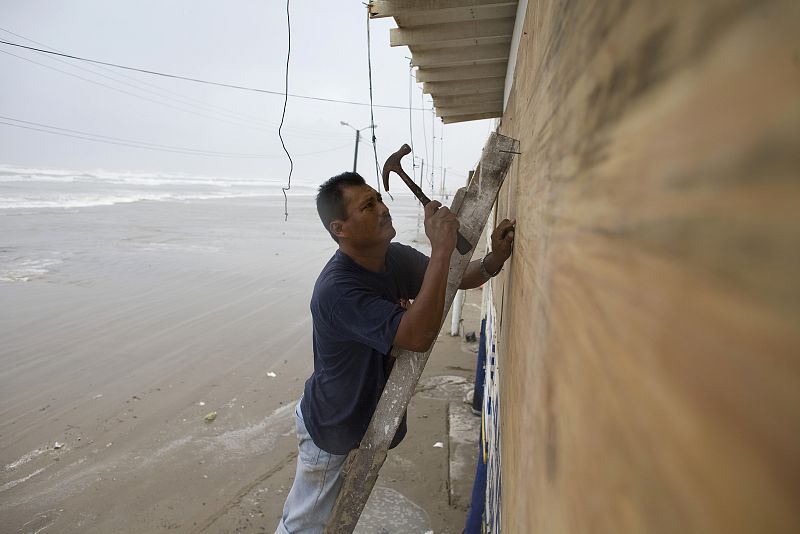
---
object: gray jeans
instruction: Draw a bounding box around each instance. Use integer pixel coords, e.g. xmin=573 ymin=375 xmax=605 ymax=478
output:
xmin=275 ymin=400 xmax=348 ymax=534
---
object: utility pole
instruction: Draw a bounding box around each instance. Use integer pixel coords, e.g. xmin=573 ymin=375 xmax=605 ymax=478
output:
xmin=340 ymin=121 xmax=376 ymax=173
xmin=352 ymin=130 xmax=359 ymax=172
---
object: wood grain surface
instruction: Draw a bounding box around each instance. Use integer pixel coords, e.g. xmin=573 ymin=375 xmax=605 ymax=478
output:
xmin=494 ymin=0 xmax=800 ymax=532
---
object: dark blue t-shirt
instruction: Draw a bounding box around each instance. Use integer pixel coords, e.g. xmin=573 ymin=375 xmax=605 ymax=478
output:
xmin=300 ymin=242 xmax=429 ymax=455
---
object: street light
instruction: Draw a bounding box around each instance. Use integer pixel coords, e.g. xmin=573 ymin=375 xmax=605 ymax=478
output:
xmin=340 ymin=121 xmax=377 ymax=173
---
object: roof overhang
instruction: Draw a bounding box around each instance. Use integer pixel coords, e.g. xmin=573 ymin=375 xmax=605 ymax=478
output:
xmin=370 ymin=0 xmax=521 ymax=124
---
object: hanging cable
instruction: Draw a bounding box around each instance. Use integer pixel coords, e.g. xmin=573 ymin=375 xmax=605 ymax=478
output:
xmin=430 ymin=106 xmax=436 ymax=194
xmin=280 ymin=0 xmax=294 ymax=221
xmin=0 ymin=48 xmax=279 ymax=134
xmin=365 ymin=6 xmax=383 ymax=195
xmin=419 ymin=87 xmax=431 ymax=187
xmin=439 ymin=123 xmax=445 ymax=196
xmin=0 ymin=29 xmax=351 ymax=140
xmin=0 ymin=38 xmax=431 ymax=111
xmin=0 ymin=27 xmax=282 ymax=132
xmin=408 ymin=61 xmax=416 ymax=185
xmin=0 ymin=114 xmax=349 ymax=159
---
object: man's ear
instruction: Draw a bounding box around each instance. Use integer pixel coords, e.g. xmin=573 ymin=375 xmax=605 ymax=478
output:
xmin=329 ymin=220 xmax=345 ymax=240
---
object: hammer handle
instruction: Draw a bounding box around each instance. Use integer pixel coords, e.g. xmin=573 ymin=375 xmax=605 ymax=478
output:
xmin=455 ymin=233 xmax=472 ymax=255
xmin=396 ymin=168 xmax=472 ymax=255
xmin=395 ymin=167 xmax=431 ymax=205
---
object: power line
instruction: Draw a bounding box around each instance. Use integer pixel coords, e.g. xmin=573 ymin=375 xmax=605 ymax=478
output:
xmin=280 ymin=0 xmax=294 ymax=221
xmin=419 ymin=87 xmax=431 ymax=187
xmin=1 ymin=46 xmax=350 ymax=142
xmin=0 ymin=38 xmax=432 ymax=111
xmin=365 ymin=5 xmax=382 ymax=194
xmin=0 ymin=26 xmax=281 ymax=133
xmin=440 ymin=123 xmax=446 ymax=194
xmin=0 ymin=48 xmax=278 ymax=135
xmin=0 ymin=27 xmax=378 ymax=142
xmin=430 ymin=106 xmax=436 ymax=194
xmin=0 ymin=115 xmax=350 ymax=159
xmin=408 ymin=63 xmax=416 ymax=184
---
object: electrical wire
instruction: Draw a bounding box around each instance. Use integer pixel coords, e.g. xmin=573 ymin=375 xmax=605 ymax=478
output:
xmin=0 ymin=116 xmax=268 ymax=157
xmin=430 ymin=106 xmax=436 ymax=194
xmin=0 ymin=38 xmax=431 ymax=111
xmin=419 ymin=87 xmax=431 ymax=187
xmin=0 ymin=115 xmax=349 ymax=159
xmin=0 ymin=27 xmax=273 ymax=132
xmin=0 ymin=27 xmax=353 ymax=141
xmin=439 ymin=123 xmax=445 ymax=195
xmin=408 ymin=63 xmax=416 ymax=184
xmin=2 ymin=48 xmax=348 ymax=144
xmin=0 ymin=48 xmax=278 ymax=135
xmin=365 ymin=5 xmax=383 ymax=195
xmin=279 ymin=0 xmax=293 ymax=221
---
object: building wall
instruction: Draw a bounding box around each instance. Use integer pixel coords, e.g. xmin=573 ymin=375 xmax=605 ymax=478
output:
xmin=493 ymin=1 xmax=800 ymax=532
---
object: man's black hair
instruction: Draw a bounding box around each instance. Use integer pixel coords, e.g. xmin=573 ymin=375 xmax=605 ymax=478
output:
xmin=316 ymin=172 xmax=366 ymax=242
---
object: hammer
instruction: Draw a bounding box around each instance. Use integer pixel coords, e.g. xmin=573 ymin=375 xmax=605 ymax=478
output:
xmin=382 ymin=144 xmax=472 ymax=255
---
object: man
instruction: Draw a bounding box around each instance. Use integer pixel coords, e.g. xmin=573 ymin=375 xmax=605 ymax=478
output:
xmin=275 ymin=172 xmax=514 ymax=533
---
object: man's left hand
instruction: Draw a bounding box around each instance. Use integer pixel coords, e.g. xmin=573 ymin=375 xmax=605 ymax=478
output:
xmin=458 ymin=218 xmax=517 ymax=289
xmin=490 ymin=218 xmax=516 ymax=263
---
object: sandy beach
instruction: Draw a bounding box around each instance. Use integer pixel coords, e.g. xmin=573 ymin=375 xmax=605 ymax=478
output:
xmin=1 ymin=192 xmax=479 ymax=533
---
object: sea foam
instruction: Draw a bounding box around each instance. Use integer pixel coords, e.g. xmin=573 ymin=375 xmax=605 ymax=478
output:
xmin=0 ymin=165 xmax=315 ymax=209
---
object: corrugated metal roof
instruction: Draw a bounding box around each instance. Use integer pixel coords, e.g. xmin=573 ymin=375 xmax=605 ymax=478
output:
xmin=369 ymin=0 xmax=519 ymax=124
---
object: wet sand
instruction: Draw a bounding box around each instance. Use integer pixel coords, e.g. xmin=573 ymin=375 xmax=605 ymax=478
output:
xmin=1 ymin=193 xmax=476 ymax=533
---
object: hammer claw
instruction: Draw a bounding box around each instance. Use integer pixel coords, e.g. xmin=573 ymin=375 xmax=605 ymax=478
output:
xmin=381 ymin=144 xmax=412 ymax=193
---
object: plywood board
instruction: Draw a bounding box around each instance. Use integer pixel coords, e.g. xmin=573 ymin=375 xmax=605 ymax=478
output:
xmin=493 ymin=0 xmax=800 ymax=532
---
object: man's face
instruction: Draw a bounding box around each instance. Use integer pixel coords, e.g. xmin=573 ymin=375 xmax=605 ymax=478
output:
xmin=336 ymin=184 xmax=395 ymax=247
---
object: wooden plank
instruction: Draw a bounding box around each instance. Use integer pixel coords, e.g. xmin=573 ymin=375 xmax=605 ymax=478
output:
xmin=390 ymin=17 xmax=515 ymax=47
xmin=423 ymin=77 xmax=505 ymax=95
xmin=394 ymin=3 xmax=518 ymax=26
xmin=434 ymin=93 xmax=503 ymax=107
xmin=324 ymin=132 xmax=519 ymax=534
xmin=442 ymin=111 xmax=502 ymax=123
xmin=436 ymin=102 xmax=503 ymax=117
xmin=410 ymin=43 xmax=510 ymax=68
xmin=369 ymin=0 xmax=516 ymax=19
xmin=410 ymin=34 xmax=513 ymax=50
xmin=494 ymin=0 xmax=800 ymax=532
xmin=416 ymin=62 xmax=508 ymax=82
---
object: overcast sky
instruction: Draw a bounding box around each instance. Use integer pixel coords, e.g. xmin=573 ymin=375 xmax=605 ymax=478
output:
xmin=0 ymin=0 xmax=493 ymax=190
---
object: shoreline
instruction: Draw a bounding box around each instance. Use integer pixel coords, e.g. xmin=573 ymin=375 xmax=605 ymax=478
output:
xmin=0 ymin=193 xmax=473 ymax=533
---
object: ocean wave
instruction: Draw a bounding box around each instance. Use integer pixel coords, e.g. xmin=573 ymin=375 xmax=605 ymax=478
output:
xmin=0 ymin=257 xmax=64 ymax=283
xmin=0 ymin=166 xmax=282 ymax=187
xmin=0 ymin=165 xmax=317 ymax=209
xmin=0 ymin=191 xmax=290 ymax=210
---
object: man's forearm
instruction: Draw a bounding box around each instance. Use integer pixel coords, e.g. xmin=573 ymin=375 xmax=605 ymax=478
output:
xmin=394 ymin=251 xmax=451 ymax=352
xmin=459 ymin=252 xmax=504 ymax=289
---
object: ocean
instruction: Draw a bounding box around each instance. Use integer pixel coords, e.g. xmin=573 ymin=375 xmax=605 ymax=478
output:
xmin=0 ymin=165 xmax=323 ymax=283
xmin=0 ymin=164 xmax=317 ymax=210
xmin=0 ymin=164 xmax=427 ymax=284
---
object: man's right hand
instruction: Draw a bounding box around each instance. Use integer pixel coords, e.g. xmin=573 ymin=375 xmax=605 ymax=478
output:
xmin=424 ymin=200 xmax=459 ymax=255
xmin=395 ymin=201 xmax=459 ymax=353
